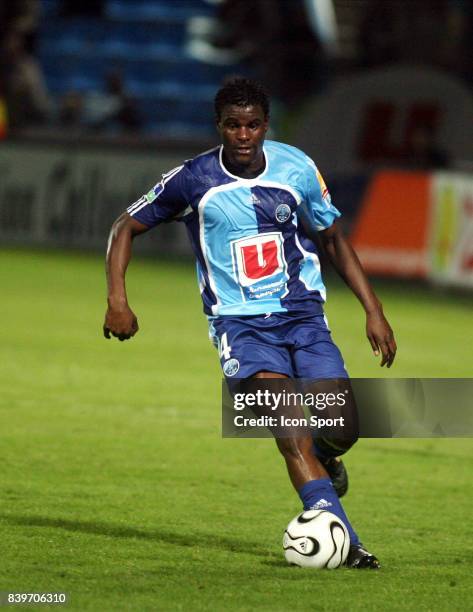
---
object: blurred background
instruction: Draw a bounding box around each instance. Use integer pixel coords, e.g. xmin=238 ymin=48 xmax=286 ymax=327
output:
xmin=0 ymin=0 xmax=472 ymax=290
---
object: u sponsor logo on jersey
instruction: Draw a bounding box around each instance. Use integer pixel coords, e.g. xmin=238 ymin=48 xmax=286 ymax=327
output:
xmin=232 ymin=232 xmax=286 ymax=287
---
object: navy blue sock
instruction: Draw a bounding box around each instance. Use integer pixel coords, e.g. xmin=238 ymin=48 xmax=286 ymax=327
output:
xmin=299 ymin=478 xmax=360 ymax=545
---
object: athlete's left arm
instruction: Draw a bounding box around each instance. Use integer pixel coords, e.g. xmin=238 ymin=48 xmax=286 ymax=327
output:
xmin=319 ymin=220 xmax=397 ymax=368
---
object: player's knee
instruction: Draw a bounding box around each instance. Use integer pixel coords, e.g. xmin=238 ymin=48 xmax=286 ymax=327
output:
xmin=315 ymin=434 xmax=358 ymax=457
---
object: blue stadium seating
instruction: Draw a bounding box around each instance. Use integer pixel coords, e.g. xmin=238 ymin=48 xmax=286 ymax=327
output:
xmin=39 ymin=0 xmax=246 ymax=137
xmin=105 ymin=0 xmax=213 ymax=23
xmin=40 ymin=18 xmax=112 ymax=59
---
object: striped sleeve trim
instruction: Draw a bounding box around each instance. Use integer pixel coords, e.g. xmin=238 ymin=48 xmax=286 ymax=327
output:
xmin=127 ymin=165 xmax=185 ymax=216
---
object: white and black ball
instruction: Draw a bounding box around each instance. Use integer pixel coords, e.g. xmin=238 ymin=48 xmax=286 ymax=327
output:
xmin=283 ymin=510 xmax=350 ymax=569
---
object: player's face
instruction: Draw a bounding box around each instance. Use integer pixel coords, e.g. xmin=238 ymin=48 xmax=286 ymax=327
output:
xmin=217 ymin=104 xmax=268 ymax=172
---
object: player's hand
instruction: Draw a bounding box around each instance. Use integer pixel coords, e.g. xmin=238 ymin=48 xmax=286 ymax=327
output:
xmin=366 ymin=310 xmax=397 ymax=368
xmin=103 ymin=304 xmax=139 ymax=341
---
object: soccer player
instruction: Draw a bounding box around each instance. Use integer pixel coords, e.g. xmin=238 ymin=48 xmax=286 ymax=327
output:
xmin=104 ymin=78 xmax=396 ymax=569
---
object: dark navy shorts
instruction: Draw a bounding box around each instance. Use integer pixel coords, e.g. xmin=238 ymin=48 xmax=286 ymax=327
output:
xmin=208 ymin=312 xmax=348 ymax=379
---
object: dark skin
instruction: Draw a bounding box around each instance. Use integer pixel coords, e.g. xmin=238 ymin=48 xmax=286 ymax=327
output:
xmin=104 ymin=103 xmax=397 ymax=490
xmin=216 ymin=103 xmax=268 ymax=178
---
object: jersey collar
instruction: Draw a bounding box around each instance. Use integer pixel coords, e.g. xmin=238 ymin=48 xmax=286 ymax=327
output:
xmin=219 ymin=145 xmax=268 ymax=183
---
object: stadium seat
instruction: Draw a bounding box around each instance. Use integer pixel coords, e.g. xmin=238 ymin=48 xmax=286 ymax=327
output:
xmin=105 ymin=0 xmax=212 ymax=23
xmin=40 ymin=18 xmax=108 ymax=55
xmin=124 ymin=58 xmax=198 ymax=86
xmin=98 ymin=22 xmax=184 ymax=60
xmin=41 ymin=53 xmax=109 ymax=93
xmin=38 ymin=0 xmax=246 ymax=137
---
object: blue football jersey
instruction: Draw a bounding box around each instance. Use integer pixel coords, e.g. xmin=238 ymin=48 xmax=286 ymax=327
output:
xmin=127 ymin=140 xmax=341 ymax=317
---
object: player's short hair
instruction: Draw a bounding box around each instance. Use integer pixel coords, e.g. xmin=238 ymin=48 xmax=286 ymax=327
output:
xmin=214 ymin=78 xmax=270 ymax=121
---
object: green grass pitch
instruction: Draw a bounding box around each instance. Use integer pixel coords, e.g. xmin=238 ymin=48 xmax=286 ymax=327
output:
xmin=0 ymin=248 xmax=472 ymax=611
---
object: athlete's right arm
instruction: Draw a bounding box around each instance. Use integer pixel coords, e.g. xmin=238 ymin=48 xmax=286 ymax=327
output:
xmin=103 ymin=212 xmax=149 ymax=341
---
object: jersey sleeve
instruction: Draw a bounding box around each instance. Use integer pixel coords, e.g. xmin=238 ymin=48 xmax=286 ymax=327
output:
xmin=297 ymin=157 xmax=341 ymax=231
xmin=126 ymin=164 xmax=190 ymax=227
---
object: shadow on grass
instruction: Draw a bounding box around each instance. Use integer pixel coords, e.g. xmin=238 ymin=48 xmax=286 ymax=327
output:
xmin=0 ymin=513 xmax=279 ymax=560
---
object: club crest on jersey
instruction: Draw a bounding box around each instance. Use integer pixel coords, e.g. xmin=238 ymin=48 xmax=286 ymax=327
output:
xmin=275 ymin=203 xmax=292 ymax=223
xmin=223 ymin=358 xmax=240 ymax=377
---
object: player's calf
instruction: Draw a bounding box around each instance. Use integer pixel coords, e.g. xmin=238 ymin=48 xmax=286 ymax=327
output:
xmin=276 ymin=434 xmax=328 ymax=488
xmin=319 ymin=456 xmax=349 ymax=498
xmin=312 ymin=436 xmax=357 ymax=498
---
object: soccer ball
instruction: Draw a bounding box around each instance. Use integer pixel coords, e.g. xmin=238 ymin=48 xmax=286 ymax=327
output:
xmin=283 ymin=510 xmax=350 ymax=569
